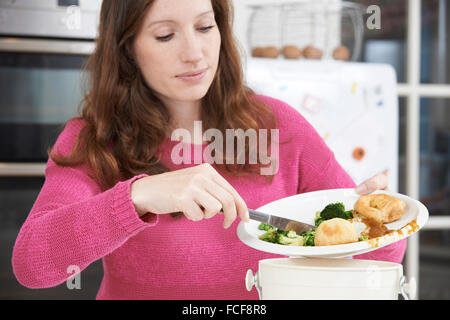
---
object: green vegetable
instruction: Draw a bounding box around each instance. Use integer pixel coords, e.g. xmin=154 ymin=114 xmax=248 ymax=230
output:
xmin=286 ymin=230 xmax=298 ymax=238
xmin=275 ymin=228 xmax=289 ymax=237
xmin=277 ymin=234 xmax=304 ymax=246
xmin=313 ymin=211 xmax=323 ymax=227
xmin=259 ymin=229 xmax=277 ymax=243
xmin=344 ymin=211 xmax=353 ymax=219
xmin=319 ymin=202 xmax=353 ymax=222
xmin=359 ymin=235 xmax=369 ymax=241
xmin=258 ymin=222 xmax=276 ymax=231
xmin=301 ymin=229 xmax=316 ymax=246
xmin=258 ymin=223 xmax=304 ymax=246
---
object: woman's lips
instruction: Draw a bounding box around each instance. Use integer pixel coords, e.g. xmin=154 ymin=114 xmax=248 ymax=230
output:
xmin=176 ymin=68 xmax=208 ymax=83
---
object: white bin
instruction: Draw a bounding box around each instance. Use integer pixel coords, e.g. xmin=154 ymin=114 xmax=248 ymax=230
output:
xmin=246 ymin=258 xmax=416 ymax=300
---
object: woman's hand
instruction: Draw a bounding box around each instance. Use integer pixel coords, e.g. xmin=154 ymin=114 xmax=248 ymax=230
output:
xmin=355 ymin=170 xmax=389 ymax=195
xmin=130 ymin=163 xmax=249 ymax=228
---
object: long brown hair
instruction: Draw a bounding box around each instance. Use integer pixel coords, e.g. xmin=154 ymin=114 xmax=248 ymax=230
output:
xmin=49 ymin=0 xmax=278 ymax=209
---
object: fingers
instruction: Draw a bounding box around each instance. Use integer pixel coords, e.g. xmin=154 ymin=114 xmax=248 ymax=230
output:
xmin=187 ymin=186 xmax=236 ymax=228
xmin=202 ymin=179 xmax=238 ymax=229
xmin=189 ymin=164 xmax=249 ymax=229
xmin=180 ymin=197 xmax=205 ymax=222
xmin=175 ymin=164 xmax=249 ymax=228
xmin=205 ymin=165 xmax=249 ymax=223
xmin=193 ymin=190 xmax=223 ymax=219
xmin=356 ymin=171 xmax=389 ymax=195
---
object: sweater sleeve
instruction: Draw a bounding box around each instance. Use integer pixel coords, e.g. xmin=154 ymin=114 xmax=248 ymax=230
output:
xmin=268 ymin=96 xmax=407 ymax=264
xmin=12 ymin=120 xmax=157 ymax=289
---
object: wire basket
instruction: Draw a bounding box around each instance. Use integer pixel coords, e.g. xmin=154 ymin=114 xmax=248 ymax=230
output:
xmin=247 ymin=1 xmax=365 ymax=61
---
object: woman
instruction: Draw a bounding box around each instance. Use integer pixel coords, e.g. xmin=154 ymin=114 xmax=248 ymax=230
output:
xmin=12 ymin=0 xmax=405 ymax=299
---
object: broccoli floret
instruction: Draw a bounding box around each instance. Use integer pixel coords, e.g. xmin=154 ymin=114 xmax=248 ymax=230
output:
xmin=277 ymin=229 xmax=303 ymax=245
xmin=258 ymin=223 xmax=276 ymax=231
xmin=274 ymin=232 xmax=284 ymax=243
xmin=259 ymin=229 xmax=277 ymax=243
xmin=259 ymin=226 xmax=305 ymax=246
xmin=320 ymin=202 xmax=353 ymax=221
xmin=286 ymin=230 xmax=298 ymax=238
xmin=277 ymin=234 xmax=304 ymax=246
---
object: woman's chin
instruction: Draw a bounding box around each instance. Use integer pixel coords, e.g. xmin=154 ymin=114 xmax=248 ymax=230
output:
xmin=176 ymin=87 xmax=210 ymax=101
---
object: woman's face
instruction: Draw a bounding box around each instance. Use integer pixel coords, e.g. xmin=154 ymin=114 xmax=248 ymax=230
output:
xmin=133 ymin=0 xmax=221 ymax=105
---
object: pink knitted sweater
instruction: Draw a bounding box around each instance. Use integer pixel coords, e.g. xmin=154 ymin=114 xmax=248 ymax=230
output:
xmin=12 ymin=95 xmax=406 ymax=300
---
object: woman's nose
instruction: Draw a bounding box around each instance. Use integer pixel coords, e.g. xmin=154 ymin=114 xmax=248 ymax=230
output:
xmin=180 ymin=31 xmax=204 ymax=64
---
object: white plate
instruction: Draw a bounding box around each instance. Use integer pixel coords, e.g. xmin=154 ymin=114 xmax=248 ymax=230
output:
xmin=237 ymin=189 xmax=429 ymax=258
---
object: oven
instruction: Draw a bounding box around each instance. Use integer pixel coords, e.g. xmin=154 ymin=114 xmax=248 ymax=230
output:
xmin=0 ymin=0 xmax=103 ymax=299
xmin=0 ymin=0 xmax=101 ymax=175
xmin=0 ymin=40 xmax=93 ymax=175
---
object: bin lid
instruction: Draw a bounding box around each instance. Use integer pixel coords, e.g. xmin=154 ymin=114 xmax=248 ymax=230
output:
xmin=259 ymin=258 xmax=402 ymax=272
xmin=257 ymin=258 xmax=403 ymax=289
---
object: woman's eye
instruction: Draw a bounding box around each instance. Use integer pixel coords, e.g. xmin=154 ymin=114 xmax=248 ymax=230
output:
xmin=156 ymin=25 xmax=215 ymax=42
xmin=156 ymin=34 xmax=174 ymax=42
xmin=199 ymin=25 xmax=215 ymax=33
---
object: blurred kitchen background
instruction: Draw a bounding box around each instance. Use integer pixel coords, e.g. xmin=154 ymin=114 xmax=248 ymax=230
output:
xmin=0 ymin=0 xmax=449 ymax=300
